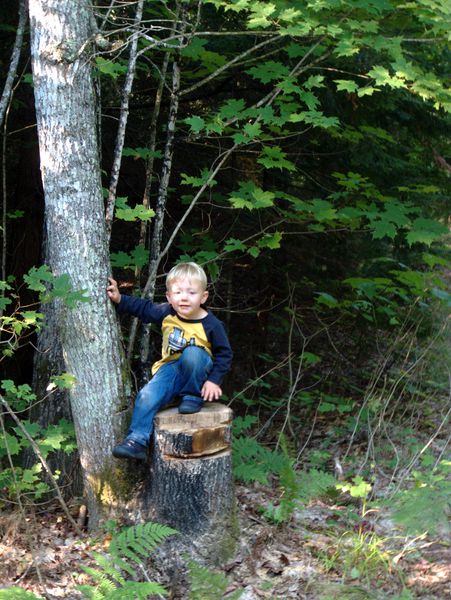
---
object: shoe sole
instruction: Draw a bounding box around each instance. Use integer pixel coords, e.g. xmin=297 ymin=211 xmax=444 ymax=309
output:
xmin=112 ymin=449 xmax=147 ymax=460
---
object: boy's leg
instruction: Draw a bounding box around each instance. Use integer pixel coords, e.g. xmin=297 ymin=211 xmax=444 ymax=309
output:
xmin=113 ymin=362 xmax=176 ymax=459
xmin=175 ymin=346 xmax=213 ymax=414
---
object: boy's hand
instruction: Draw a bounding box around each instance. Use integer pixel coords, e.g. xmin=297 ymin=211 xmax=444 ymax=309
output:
xmin=107 ymin=277 xmax=121 ymax=304
xmin=201 ymin=380 xmax=222 ymax=402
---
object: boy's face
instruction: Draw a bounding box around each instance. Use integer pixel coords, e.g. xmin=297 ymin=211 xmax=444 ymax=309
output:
xmin=166 ymin=278 xmax=208 ymax=319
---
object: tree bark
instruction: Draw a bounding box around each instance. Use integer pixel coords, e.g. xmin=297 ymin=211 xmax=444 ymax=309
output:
xmin=29 ymin=0 xmax=132 ymax=528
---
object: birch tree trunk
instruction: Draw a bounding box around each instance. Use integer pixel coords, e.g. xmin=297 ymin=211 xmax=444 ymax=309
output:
xmin=29 ymin=0 xmax=131 ymax=528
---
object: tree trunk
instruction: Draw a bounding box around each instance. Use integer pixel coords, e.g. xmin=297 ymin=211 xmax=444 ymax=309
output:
xmin=138 ymin=403 xmax=238 ymax=566
xmin=29 ymin=0 xmax=131 ymax=528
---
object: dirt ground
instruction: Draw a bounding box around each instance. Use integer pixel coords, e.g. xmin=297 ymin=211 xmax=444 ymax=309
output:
xmin=0 ymin=481 xmax=449 ymax=600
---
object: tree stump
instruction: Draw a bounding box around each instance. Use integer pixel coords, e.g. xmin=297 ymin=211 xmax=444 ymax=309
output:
xmin=138 ymin=402 xmax=238 ymax=566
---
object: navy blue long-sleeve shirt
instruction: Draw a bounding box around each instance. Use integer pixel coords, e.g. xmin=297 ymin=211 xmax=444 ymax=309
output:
xmin=117 ymin=295 xmax=232 ymax=386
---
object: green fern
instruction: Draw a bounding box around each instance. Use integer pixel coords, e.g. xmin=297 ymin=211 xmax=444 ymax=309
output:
xmin=78 ymin=521 xmax=176 ymax=599
xmin=234 ymin=435 xmax=336 ymax=523
xmin=187 ymin=558 xmax=243 ymax=600
xmin=232 ymin=436 xmax=287 ymax=483
xmin=297 ymin=469 xmax=337 ymax=503
xmin=0 ymin=590 xmax=44 ymax=600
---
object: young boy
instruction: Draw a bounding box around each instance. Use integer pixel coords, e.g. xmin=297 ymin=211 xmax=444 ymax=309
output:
xmin=107 ymin=262 xmax=233 ymax=460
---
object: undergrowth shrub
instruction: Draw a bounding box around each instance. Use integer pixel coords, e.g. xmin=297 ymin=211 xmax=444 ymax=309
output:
xmin=232 ymin=420 xmax=337 ymax=523
xmin=388 ymin=459 xmax=451 ymax=535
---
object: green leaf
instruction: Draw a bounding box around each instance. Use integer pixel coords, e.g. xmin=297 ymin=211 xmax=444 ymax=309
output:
xmin=181 ymin=168 xmax=217 ymax=188
xmin=184 ymin=116 xmax=205 ymax=133
xmin=371 ymin=220 xmax=397 ymax=240
xmin=290 ymin=111 xmax=339 ymax=129
xmin=304 ymin=75 xmax=325 ymax=90
xmin=24 ymin=265 xmax=53 ymax=292
xmin=110 ymin=245 xmax=149 ymax=270
xmin=223 ymin=238 xmax=247 ymax=253
xmin=406 ymin=218 xmax=448 ymax=246
xmin=368 ymin=65 xmax=406 ymax=89
xmin=309 ymin=199 xmax=337 ymax=222
xmin=279 ymin=7 xmax=302 ymax=23
xmin=334 ymin=79 xmax=359 ymax=93
xmin=0 ymin=432 xmax=22 ymax=456
xmin=334 ymin=37 xmax=360 ymax=57
xmin=218 ymin=98 xmax=246 ymax=120
xmin=318 ymin=402 xmax=336 ymax=413
xmin=40 ymin=427 xmax=67 ymax=452
xmin=247 ymin=61 xmax=289 ymax=84
xmin=315 ymin=292 xmax=339 ymax=307
xmin=299 ymin=91 xmax=320 ymax=110
xmin=248 ymin=246 xmax=261 ymax=258
xmin=257 ymin=232 xmax=283 ymax=250
xmin=243 ymin=122 xmax=262 ymax=139
xmin=257 ymin=146 xmax=296 ymax=171
xmin=248 ymin=2 xmax=276 ymax=28
xmin=228 ymin=181 xmax=275 ymax=210
xmin=49 ymin=373 xmax=77 ymax=390
xmin=357 ymin=86 xmax=378 ymax=97
xmin=95 ymin=57 xmax=128 ymax=79
xmin=0 ymin=296 xmax=12 ymax=311
xmin=115 ymin=197 xmax=155 ymax=222
xmin=337 ymin=476 xmax=372 ymax=499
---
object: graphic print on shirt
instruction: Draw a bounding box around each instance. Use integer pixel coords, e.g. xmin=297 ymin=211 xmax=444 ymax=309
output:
xmin=167 ymin=327 xmax=196 ymax=355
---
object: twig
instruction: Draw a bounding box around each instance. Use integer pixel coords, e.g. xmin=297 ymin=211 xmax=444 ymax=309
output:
xmin=0 ymin=0 xmax=27 ymax=128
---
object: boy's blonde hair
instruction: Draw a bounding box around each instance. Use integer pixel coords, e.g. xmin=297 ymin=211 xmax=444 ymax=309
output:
xmin=166 ymin=262 xmax=208 ymax=291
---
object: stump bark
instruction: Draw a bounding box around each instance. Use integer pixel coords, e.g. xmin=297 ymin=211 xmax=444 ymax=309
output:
xmin=138 ymin=403 xmax=238 ymax=566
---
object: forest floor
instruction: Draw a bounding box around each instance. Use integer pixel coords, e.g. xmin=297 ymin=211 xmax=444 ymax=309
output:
xmin=0 ymin=477 xmax=449 ymax=600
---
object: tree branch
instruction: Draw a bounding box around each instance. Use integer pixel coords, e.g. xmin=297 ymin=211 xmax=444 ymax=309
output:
xmin=0 ymin=0 xmax=27 ymax=129
xmin=105 ymin=0 xmax=144 ymax=242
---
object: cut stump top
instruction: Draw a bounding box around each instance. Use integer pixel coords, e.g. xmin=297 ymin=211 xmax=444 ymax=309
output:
xmin=154 ymin=402 xmax=233 ymax=458
xmin=154 ymin=402 xmax=233 ymax=430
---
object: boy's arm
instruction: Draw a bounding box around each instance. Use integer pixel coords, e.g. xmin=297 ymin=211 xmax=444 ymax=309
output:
xmin=205 ymin=319 xmax=233 ymax=388
xmin=107 ymin=279 xmax=170 ymax=324
xmin=117 ymin=294 xmax=170 ymax=324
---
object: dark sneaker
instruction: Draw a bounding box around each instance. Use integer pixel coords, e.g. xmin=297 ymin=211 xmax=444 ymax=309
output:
xmin=112 ymin=439 xmax=147 ymax=460
xmin=178 ymin=399 xmax=203 ymax=414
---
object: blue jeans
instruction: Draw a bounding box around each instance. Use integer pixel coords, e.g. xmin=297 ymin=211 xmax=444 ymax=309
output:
xmin=126 ymin=346 xmax=213 ymax=447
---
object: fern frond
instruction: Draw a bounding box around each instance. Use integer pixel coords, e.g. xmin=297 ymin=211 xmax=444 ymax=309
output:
xmin=75 ymin=585 xmax=98 ymax=600
xmin=187 ymin=558 xmax=229 ymax=600
xmin=109 ymin=556 xmax=137 ymax=578
xmin=79 ymin=522 xmax=174 ymax=599
xmin=233 ymin=436 xmax=291 ymax=484
xmin=91 ymin=552 xmax=126 ymax=585
xmin=109 ymin=521 xmax=176 ymax=563
xmin=103 ymin=581 xmax=168 ymax=599
xmin=78 ymin=566 xmax=118 ymax=600
xmin=297 ymin=469 xmax=337 ymax=503
xmin=80 ymin=566 xmax=112 ymax=587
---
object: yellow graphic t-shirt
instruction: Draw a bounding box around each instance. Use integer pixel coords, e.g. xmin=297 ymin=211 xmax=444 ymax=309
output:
xmin=152 ymin=313 xmax=213 ymax=374
xmin=117 ymin=296 xmax=232 ymax=385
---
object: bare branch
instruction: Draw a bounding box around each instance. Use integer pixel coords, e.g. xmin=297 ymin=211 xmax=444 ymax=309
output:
xmin=105 ymin=0 xmax=144 ymax=241
xmin=0 ymin=0 xmax=28 ymax=129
